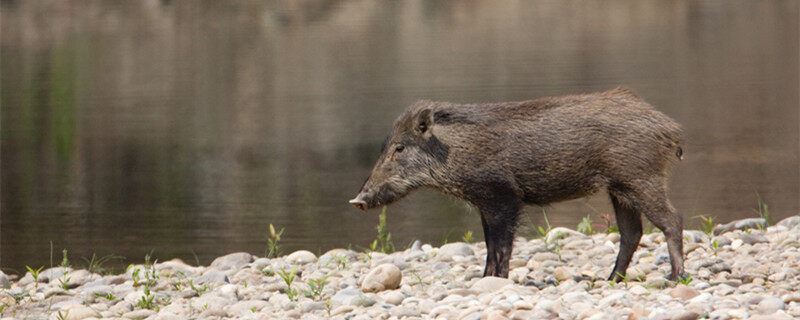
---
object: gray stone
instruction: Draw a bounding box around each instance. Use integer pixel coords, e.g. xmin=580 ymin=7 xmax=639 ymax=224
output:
xmin=331 ymin=288 xmax=376 ymax=307
xmin=390 ymin=306 xmax=420 ymax=318
xmin=470 ymin=276 xmax=513 ymax=292
xmin=361 ymin=263 xmax=402 ymax=292
xmin=196 ymin=269 xmax=229 ymax=286
xmin=123 ymin=309 xmax=157 ymax=319
xmin=714 ymin=218 xmax=766 ymax=235
xmin=156 ymin=258 xmax=200 ymax=275
xmin=210 ymin=252 xmax=254 ymax=272
xmin=738 ymin=233 xmax=769 ymax=245
xmin=776 ymin=215 xmax=800 ymax=229
xmin=381 ymin=290 xmax=405 ymax=305
xmin=285 ymin=250 xmax=317 ymax=264
xmin=757 ymin=296 xmax=785 ymax=314
xmin=61 ymin=305 xmax=101 ymax=320
xmin=437 ymin=242 xmax=474 ymax=261
xmin=301 ymin=301 xmax=326 ymax=313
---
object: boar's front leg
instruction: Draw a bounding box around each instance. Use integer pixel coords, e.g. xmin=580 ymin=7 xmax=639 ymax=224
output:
xmin=476 ymin=194 xmax=522 ymax=278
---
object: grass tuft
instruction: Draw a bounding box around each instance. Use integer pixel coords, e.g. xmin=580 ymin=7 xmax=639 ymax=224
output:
xmin=266 ymin=224 xmax=285 ymax=258
xmin=370 ymin=207 xmax=395 ymax=253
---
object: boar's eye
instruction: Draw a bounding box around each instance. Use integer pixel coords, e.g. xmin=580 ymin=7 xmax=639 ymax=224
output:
xmin=395 ymin=145 xmax=405 ymax=153
xmin=418 ymin=123 xmax=427 ymax=133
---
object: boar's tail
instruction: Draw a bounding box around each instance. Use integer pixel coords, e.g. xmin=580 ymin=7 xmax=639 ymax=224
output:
xmin=676 ymin=146 xmax=684 ymax=161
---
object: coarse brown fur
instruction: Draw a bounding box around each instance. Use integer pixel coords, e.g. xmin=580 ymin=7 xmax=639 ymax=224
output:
xmin=350 ymin=87 xmax=686 ymax=281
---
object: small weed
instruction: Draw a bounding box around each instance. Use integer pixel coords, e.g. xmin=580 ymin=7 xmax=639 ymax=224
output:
xmin=304 ymin=276 xmax=329 ymax=301
xmin=11 ymin=291 xmax=29 ymax=304
xmin=370 ymin=207 xmax=395 ymax=253
xmin=188 ymin=279 xmax=209 ymax=295
xmin=440 ymin=229 xmax=454 ymax=245
xmin=409 ymin=270 xmax=428 ymax=287
xmin=324 ymin=298 xmax=333 ymax=317
xmin=535 ymin=209 xmax=553 ymax=238
xmin=695 ymin=215 xmax=716 ymax=236
xmin=611 ymin=272 xmax=630 ymax=286
xmin=677 ymin=274 xmax=693 ymax=286
xmin=250 ymin=306 xmax=258 ymax=313
xmin=599 ymin=212 xmax=619 ymax=234
xmin=577 ymin=214 xmax=595 ymax=235
xmin=82 ymin=253 xmax=124 ymax=275
xmin=277 ymin=267 xmax=299 ymax=301
xmin=25 ymin=266 xmax=44 ymax=288
xmin=461 ymin=230 xmax=474 ymax=243
xmin=95 ymin=292 xmax=118 ymax=301
xmin=261 ymin=267 xmax=275 ymax=277
xmin=136 ymin=286 xmax=156 ymax=310
xmin=711 ymin=239 xmax=719 ymax=256
xmin=58 ymin=275 xmax=71 ymax=290
xmin=60 ymin=249 xmax=70 ymax=268
xmin=266 ymin=224 xmax=285 ymax=258
xmin=643 ymin=223 xmax=658 ymax=234
xmin=0 ymin=303 xmax=7 ymax=314
xmin=333 ymin=255 xmax=349 ymax=270
xmin=753 ymin=193 xmax=771 ymax=227
xmin=56 ymin=310 xmax=69 ymax=320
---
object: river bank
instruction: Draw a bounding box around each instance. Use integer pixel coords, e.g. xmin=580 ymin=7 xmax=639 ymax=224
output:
xmin=1 ymin=215 xmax=799 ymax=320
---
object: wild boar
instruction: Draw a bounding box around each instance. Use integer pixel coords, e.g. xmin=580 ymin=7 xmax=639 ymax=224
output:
xmin=349 ymin=87 xmax=685 ymax=281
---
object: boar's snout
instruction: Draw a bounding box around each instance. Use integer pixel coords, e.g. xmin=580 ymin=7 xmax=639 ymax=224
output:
xmin=348 ymin=195 xmax=368 ymax=211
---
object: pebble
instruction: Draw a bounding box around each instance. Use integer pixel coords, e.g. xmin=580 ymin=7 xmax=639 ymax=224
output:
xmin=470 ymin=277 xmax=513 ymax=292
xmin=438 ymin=242 xmax=474 ymax=261
xmin=669 ymin=285 xmax=700 ymax=300
xmin=285 ymin=250 xmax=317 ymax=264
xmin=361 ymin=263 xmax=402 ymax=292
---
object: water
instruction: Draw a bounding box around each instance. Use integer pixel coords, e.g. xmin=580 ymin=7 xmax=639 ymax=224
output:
xmin=1 ymin=1 xmax=797 ymax=272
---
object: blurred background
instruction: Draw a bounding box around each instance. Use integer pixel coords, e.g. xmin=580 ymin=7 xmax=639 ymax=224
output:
xmin=1 ymin=0 xmax=797 ymax=273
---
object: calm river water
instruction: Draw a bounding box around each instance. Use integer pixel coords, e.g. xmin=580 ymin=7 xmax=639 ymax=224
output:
xmin=1 ymin=1 xmax=798 ymax=272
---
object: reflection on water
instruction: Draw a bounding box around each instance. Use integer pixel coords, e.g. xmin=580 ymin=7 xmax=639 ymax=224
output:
xmin=1 ymin=1 xmax=797 ymax=271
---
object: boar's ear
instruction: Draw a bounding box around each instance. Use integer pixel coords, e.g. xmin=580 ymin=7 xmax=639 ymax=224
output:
xmin=415 ymin=108 xmax=433 ymax=137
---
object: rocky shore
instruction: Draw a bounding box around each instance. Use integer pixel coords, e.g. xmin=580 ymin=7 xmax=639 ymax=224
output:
xmin=2 ymin=215 xmax=799 ymax=320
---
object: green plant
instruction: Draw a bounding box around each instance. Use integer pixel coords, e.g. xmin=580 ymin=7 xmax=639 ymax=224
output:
xmin=577 ymin=214 xmax=595 ymax=235
xmin=58 ymin=275 xmax=71 ymax=290
xmin=461 ymin=230 xmax=474 ymax=243
xmin=187 ymin=279 xmax=209 ymax=295
xmin=599 ymin=212 xmax=619 ymax=234
xmin=56 ymin=310 xmax=69 ymax=320
xmin=643 ymin=223 xmax=658 ymax=234
xmin=266 ymin=224 xmax=285 ymax=258
xmin=711 ymin=239 xmax=719 ymax=256
xmin=369 ymin=207 xmax=395 ymax=253
xmin=677 ymin=274 xmax=693 ymax=285
xmin=136 ymin=286 xmax=156 ymax=310
xmin=60 ymin=249 xmax=70 ymax=268
xmin=333 ymin=255 xmax=349 ymax=270
xmin=611 ymin=272 xmax=630 ymax=286
xmin=304 ymin=276 xmax=329 ymax=301
xmin=261 ymin=267 xmax=275 ymax=277
xmin=277 ymin=267 xmax=299 ymax=301
xmin=753 ymin=193 xmax=771 ymax=227
xmin=536 ymin=209 xmax=552 ymax=238
xmin=82 ymin=253 xmax=124 ymax=275
xmin=95 ymin=292 xmax=118 ymax=301
xmin=695 ymin=215 xmax=716 ymax=236
xmin=25 ymin=266 xmax=44 ymax=288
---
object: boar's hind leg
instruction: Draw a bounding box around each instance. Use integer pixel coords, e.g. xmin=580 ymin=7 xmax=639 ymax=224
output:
xmin=626 ymin=182 xmax=685 ymax=281
xmin=607 ymin=193 xmax=643 ymax=282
